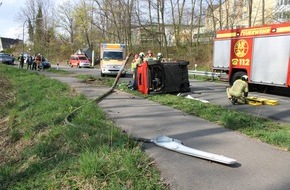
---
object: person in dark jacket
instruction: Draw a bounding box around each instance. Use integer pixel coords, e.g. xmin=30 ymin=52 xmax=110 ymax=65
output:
xmin=32 ymin=55 xmax=37 ymax=70
xmin=26 ymin=54 xmax=33 ymax=70
xmin=18 ymin=54 xmax=25 ymax=68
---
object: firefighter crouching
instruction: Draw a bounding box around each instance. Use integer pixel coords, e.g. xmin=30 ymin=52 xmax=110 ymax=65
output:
xmin=226 ymin=75 xmax=249 ymax=105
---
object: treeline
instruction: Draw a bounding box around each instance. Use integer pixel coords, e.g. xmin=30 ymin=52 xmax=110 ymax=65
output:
xmin=14 ymin=0 xmax=282 ymax=69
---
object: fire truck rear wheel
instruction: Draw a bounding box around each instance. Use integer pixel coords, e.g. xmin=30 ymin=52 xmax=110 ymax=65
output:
xmin=230 ymin=71 xmax=247 ymax=85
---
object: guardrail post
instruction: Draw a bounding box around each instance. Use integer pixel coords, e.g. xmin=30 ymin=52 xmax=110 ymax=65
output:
xmin=194 ymin=64 xmax=197 ymax=79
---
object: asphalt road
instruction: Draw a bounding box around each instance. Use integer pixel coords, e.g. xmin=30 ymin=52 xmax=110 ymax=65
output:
xmin=44 ymin=65 xmax=290 ymax=190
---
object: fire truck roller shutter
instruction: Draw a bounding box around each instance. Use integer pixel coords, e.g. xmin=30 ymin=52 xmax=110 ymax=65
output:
xmin=230 ymin=71 xmax=247 ymax=86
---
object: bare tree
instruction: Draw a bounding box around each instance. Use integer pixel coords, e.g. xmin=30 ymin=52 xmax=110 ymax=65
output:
xmin=156 ymin=0 xmax=169 ymax=57
xmin=57 ymin=1 xmax=75 ymax=45
xmin=205 ymin=1 xmax=218 ymax=31
xmin=248 ymin=0 xmax=253 ymax=26
xmin=188 ymin=0 xmax=198 ymax=46
xmin=17 ymin=0 xmax=55 ymax=56
xmin=196 ymin=0 xmax=203 ymax=46
xmin=262 ymin=0 xmax=265 ymax=24
xmin=74 ymin=0 xmax=93 ymax=49
xmin=34 ymin=5 xmax=44 ymax=53
xmin=169 ymin=0 xmax=186 ymax=47
xmin=93 ymin=0 xmax=128 ymax=42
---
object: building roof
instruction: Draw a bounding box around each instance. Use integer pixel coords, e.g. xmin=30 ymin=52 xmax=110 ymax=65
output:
xmin=0 ymin=37 xmax=20 ymax=52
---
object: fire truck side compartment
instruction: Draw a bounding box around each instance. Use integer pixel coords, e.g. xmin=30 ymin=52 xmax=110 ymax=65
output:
xmin=213 ymin=40 xmax=231 ymax=71
xmin=251 ymin=35 xmax=290 ymax=86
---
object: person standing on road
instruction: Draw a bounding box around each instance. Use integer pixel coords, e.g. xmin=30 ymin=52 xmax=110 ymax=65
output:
xmin=156 ymin=53 xmax=165 ymax=62
xmin=35 ymin=53 xmax=42 ymax=71
xmin=130 ymin=53 xmax=145 ymax=90
xmin=136 ymin=52 xmax=145 ymax=66
xmin=18 ymin=54 xmax=25 ymax=68
xmin=32 ymin=55 xmax=37 ymax=70
xmin=226 ymin=75 xmax=249 ymax=105
xmin=144 ymin=50 xmax=154 ymax=61
xmin=26 ymin=54 xmax=33 ymax=70
xmin=131 ymin=54 xmax=139 ymax=73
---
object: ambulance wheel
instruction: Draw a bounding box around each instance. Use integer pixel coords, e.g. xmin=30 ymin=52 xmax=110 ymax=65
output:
xmin=230 ymin=71 xmax=246 ymax=85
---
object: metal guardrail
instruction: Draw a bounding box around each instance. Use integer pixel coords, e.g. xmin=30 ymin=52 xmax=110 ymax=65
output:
xmin=188 ymin=70 xmax=228 ymax=80
xmin=126 ymin=69 xmax=228 ymax=80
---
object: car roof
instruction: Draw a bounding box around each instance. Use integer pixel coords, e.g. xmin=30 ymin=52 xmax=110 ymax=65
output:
xmin=0 ymin=54 xmax=12 ymax=57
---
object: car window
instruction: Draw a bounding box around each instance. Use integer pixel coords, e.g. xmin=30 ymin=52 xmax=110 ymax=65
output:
xmin=78 ymin=56 xmax=87 ymax=60
xmin=0 ymin=55 xmax=12 ymax=58
xmin=103 ymin=52 xmax=123 ymax=59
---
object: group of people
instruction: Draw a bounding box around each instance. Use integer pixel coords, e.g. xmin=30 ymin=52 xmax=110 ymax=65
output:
xmin=18 ymin=53 xmax=43 ymax=71
xmin=129 ymin=50 xmax=163 ymax=90
xmin=130 ymin=50 xmax=163 ymax=72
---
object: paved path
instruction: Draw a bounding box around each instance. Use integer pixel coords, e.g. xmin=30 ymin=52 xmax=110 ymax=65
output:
xmin=43 ymin=72 xmax=290 ymax=190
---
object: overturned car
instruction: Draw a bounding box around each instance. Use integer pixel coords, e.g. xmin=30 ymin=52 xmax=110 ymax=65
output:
xmin=135 ymin=59 xmax=190 ymax=94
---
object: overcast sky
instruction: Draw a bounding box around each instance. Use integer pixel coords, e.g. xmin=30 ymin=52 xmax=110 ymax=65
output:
xmin=0 ymin=0 xmax=67 ymax=39
xmin=0 ymin=0 xmax=25 ymax=39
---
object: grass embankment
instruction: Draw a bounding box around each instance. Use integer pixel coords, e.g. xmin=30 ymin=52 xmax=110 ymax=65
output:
xmin=0 ymin=65 xmax=167 ymax=189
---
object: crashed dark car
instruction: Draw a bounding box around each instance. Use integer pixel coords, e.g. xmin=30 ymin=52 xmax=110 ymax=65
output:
xmin=41 ymin=59 xmax=51 ymax=69
xmin=0 ymin=54 xmax=15 ymax=65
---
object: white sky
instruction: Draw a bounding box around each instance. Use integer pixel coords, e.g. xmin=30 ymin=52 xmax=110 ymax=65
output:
xmin=0 ymin=0 xmax=25 ymax=38
xmin=0 ymin=0 xmax=67 ymax=39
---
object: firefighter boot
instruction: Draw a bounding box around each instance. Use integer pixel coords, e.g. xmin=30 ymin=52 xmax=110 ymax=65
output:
xmin=231 ymin=97 xmax=237 ymax=105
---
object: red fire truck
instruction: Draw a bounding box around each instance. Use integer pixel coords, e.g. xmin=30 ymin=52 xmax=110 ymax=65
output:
xmin=213 ymin=22 xmax=290 ymax=89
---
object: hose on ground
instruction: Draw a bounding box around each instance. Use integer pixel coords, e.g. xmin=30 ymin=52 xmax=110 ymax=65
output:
xmin=65 ymin=53 xmax=132 ymax=127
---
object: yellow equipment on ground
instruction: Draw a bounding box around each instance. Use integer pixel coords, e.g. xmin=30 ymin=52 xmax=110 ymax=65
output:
xmin=246 ymin=96 xmax=278 ymax=106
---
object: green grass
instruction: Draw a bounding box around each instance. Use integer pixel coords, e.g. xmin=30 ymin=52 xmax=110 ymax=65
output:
xmin=0 ymin=64 xmax=167 ymax=190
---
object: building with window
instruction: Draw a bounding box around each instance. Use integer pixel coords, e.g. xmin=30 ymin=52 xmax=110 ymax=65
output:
xmin=204 ymin=0 xmax=290 ymax=34
xmin=131 ymin=24 xmax=205 ymax=47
